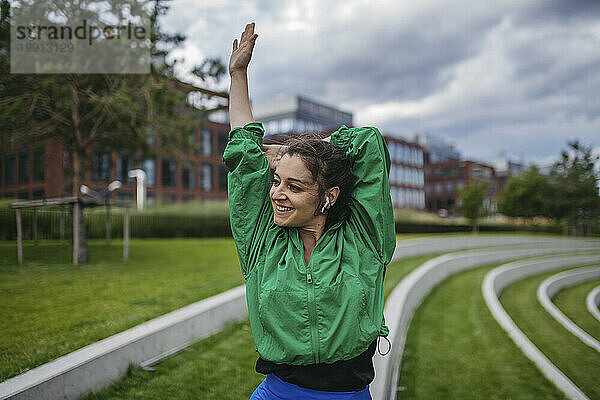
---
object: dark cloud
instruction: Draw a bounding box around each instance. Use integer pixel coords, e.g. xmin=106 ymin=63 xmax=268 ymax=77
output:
xmin=163 ymin=0 xmax=600 ymax=165
xmin=515 ymin=0 xmax=600 ymax=25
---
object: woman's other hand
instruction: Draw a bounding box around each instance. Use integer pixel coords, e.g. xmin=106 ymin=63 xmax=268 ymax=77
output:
xmin=229 ymin=22 xmax=258 ymax=76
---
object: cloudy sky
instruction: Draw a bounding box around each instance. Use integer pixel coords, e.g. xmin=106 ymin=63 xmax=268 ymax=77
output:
xmin=161 ymin=0 xmax=600 ymax=167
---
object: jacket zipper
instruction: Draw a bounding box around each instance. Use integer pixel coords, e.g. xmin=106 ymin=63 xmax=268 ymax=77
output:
xmin=306 ymin=265 xmax=320 ymax=363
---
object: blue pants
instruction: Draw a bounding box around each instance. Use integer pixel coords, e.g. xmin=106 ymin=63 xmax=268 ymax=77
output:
xmin=249 ymin=373 xmax=372 ymax=400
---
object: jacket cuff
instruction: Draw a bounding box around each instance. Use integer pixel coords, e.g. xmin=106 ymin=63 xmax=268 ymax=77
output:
xmin=330 ymin=125 xmax=354 ymax=155
xmin=228 ymin=122 xmax=265 ymax=142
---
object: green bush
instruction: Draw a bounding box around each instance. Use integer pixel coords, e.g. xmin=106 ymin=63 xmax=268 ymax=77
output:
xmin=395 ymin=221 xmax=562 ymax=234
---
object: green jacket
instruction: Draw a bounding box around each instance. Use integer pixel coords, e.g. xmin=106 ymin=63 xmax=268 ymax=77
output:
xmin=223 ymin=122 xmax=395 ymax=366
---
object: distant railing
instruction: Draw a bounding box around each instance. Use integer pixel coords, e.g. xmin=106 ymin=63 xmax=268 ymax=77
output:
xmin=0 ymin=208 xmax=232 ymax=241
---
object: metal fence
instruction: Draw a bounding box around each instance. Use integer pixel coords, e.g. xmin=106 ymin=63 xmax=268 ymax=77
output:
xmin=0 ymin=208 xmax=233 ymax=241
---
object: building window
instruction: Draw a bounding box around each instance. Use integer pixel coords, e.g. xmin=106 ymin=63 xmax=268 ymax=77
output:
xmin=32 ymin=147 xmax=44 ymax=182
xmin=18 ymin=149 xmax=29 ymax=183
xmin=201 ymin=129 xmax=213 ymax=156
xmin=182 ymin=161 xmax=195 ymax=190
xmin=161 ymin=158 xmax=176 ymax=187
xmin=142 ymin=158 xmax=156 ymax=187
xmin=91 ymin=150 xmax=110 ymax=182
xmin=280 ymin=118 xmax=293 ymax=133
xmin=218 ymin=164 xmax=228 ymax=192
xmin=266 ymin=120 xmax=278 ymax=135
xmin=218 ymin=131 xmax=228 ymax=155
xmin=32 ymin=189 xmax=45 ymax=199
xmin=116 ymin=152 xmax=134 ymax=184
xmin=201 ymin=163 xmax=213 ymax=191
xmin=296 ymin=119 xmax=306 ymax=133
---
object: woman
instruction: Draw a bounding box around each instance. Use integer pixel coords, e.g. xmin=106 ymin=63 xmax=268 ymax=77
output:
xmin=223 ymin=23 xmax=396 ymax=399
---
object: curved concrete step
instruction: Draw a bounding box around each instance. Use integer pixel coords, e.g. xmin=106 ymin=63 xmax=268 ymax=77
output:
xmin=392 ymin=235 xmax=598 ymax=259
xmin=371 ymin=241 xmax=599 ymax=400
xmin=482 ymin=255 xmax=600 ymax=400
xmin=586 ymin=285 xmax=600 ymax=323
xmin=0 ymin=286 xmax=248 ymax=400
xmin=538 ymin=267 xmax=600 ymax=352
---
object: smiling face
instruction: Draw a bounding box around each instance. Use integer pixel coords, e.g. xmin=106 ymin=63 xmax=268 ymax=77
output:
xmin=270 ymin=154 xmax=323 ymax=228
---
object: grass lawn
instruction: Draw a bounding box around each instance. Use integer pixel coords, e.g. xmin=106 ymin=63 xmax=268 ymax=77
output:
xmin=553 ymin=278 xmax=600 ymax=343
xmin=0 ymin=238 xmax=243 ymax=381
xmin=398 ymin=263 xmax=568 ymax=400
xmin=501 ymin=266 xmax=600 ymax=399
xmin=74 ymin=253 xmax=441 ymax=399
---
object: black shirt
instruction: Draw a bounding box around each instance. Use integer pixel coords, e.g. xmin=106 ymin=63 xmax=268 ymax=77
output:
xmin=255 ymin=339 xmax=377 ymax=392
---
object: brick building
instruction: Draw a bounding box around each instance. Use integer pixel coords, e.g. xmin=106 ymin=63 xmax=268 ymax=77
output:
xmin=385 ymin=136 xmax=425 ymax=209
xmin=424 ymin=160 xmax=499 ymax=216
xmin=2 ymin=92 xmax=428 ymax=210
xmin=0 ymin=120 xmax=232 ymax=205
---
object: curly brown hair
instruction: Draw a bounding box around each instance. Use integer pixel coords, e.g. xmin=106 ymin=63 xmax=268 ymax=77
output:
xmin=280 ymin=133 xmax=354 ymax=231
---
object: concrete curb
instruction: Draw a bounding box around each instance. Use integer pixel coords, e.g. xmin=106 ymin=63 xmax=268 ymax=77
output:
xmin=586 ymin=285 xmax=600 ymax=323
xmin=482 ymin=255 xmax=600 ymax=400
xmin=391 ymin=235 xmax=598 ymax=259
xmin=538 ymin=267 xmax=600 ymax=352
xmin=0 ymin=285 xmax=248 ymax=400
xmin=371 ymin=243 xmax=599 ymax=400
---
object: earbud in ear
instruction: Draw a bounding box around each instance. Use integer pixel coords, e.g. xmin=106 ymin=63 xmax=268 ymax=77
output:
xmin=321 ymin=197 xmax=330 ymax=214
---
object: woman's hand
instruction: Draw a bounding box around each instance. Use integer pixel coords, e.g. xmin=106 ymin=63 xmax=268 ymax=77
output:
xmin=228 ymin=23 xmax=257 ymax=129
xmin=229 ymin=22 xmax=258 ymax=76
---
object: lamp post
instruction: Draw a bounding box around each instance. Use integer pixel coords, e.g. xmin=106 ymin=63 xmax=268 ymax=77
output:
xmin=128 ymin=169 xmax=147 ymax=211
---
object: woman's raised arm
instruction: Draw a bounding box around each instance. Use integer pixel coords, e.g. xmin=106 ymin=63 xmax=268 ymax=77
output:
xmin=329 ymin=126 xmax=396 ymax=264
xmin=229 ymin=22 xmax=258 ymax=130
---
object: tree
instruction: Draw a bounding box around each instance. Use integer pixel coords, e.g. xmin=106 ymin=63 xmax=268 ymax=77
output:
xmin=0 ymin=0 xmax=227 ymax=263
xmin=548 ymin=140 xmax=600 ymax=236
xmin=457 ymin=180 xmax=487 ymax=232
xmin=498 ymin=165 xmax=553 ymax=219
